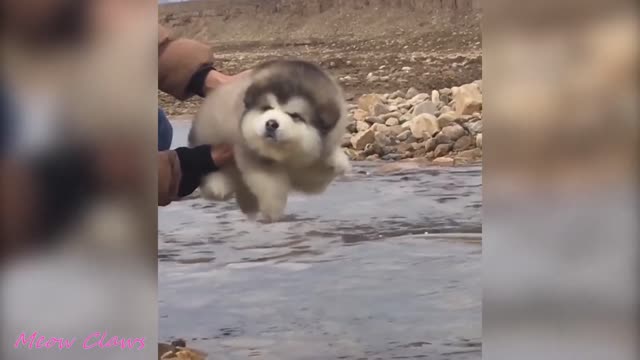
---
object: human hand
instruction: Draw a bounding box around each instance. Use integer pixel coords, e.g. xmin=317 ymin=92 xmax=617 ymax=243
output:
xmin=204 ymin=69 xmax=252 ymax=94
xmin=211 ymin=144 xmax=234 ymax=168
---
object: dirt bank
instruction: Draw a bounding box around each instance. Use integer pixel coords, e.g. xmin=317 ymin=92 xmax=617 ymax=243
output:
xmin=159 ymin=0 xmax=482 ymax=116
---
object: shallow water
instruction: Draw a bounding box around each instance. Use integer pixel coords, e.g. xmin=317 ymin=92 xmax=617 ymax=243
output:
xmin=159 ymin=121 xmax=482 ymax=359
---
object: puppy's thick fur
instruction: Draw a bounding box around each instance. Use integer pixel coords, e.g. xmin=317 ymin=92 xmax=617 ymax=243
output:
xmin=189 ymin=60 xmax=350 ymax=222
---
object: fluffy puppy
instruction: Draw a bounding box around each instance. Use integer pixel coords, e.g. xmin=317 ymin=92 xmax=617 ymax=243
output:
xmin=189 ymin=59 xmax=350 ymax=222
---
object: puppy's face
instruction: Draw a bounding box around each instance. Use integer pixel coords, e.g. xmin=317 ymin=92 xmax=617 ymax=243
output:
xmin=240 ymin=60 xmax=343 ymax=164
xmin=241 ymin=93 xmax=322 ymax=163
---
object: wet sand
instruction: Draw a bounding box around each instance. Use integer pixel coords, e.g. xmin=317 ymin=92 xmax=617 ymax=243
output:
xmin=159 ymin=121 xmax=481 ymax=359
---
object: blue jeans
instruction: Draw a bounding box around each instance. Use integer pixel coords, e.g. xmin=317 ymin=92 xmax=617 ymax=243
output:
xmin=158 ymin=108 xmax=173 ymax=151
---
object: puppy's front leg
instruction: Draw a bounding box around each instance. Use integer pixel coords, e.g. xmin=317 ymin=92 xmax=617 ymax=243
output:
xmin=242 ymin=169 xmax=289 ymax=222
xmin=200 ymin=170 xmax=235 ymax=201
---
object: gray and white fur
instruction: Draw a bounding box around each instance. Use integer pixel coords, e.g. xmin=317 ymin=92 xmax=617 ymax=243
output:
xmin=189 ymin=60 xmax=351 ymax=222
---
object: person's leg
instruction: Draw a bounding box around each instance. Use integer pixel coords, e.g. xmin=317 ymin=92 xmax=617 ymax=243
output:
xmin=158 ymin=108 xmax=173 ymax=151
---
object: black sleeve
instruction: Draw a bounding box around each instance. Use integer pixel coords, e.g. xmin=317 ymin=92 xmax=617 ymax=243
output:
xmin=30 ymin=144 xmax=100 ymax=241
xmin=174 ymin=145 xmax=219 ymax=197
xmin=186 ymin=64 xmax=216 ymax=98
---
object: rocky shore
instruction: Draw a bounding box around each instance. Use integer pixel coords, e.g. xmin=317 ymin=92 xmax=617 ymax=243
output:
xmin=162 ymin=78 xmax=483 ymax=166
xmin=343 ymin=80 xmax=483 ymax=165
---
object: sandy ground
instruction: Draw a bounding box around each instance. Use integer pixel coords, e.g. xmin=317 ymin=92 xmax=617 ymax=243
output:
xmin=159 ymin=2 xmax=482 ymax=115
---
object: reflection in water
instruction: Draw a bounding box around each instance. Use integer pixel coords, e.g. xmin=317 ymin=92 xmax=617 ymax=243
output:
xmin=159 ymin=121 xmax=481 ymax=359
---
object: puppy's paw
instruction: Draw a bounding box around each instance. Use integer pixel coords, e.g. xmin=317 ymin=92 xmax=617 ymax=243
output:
xmin=259 ymin=207 xmax=285 ymax=223
xmin=200 ymin=173 xmax=235 ymax=201
xmin=329 ymin=150 xmax=351 ymax=176
xmin=258 ymin=198 xmax=287 ymax=223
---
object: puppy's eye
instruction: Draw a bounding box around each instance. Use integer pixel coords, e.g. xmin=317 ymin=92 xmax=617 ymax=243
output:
xmin=287 ymin=113 xmax=304 ymax=122
xmin=261 ymin=105 xmax=273 ymax=111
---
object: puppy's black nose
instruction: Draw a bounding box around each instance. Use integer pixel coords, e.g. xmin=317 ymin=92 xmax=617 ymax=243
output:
xmin=265 ymin=120 xmax=279 ymax=131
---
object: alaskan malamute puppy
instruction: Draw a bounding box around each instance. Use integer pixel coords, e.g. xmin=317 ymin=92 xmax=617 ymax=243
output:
xmin=189 ymin=60 xmax=350 ymax=222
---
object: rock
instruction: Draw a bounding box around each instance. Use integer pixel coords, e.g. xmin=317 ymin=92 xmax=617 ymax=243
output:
xmin=390 ymin=90 xmax=404 ymax=99
xmin=440 ymin=105 xmax=452 ymax=113
xmin=466 ymin=120 xmax=483 ymax=135
xmin=414 ymin=148 xmax=428 ymax=157
xmin=371 ymin=123 xmax=391 ymax=134
xmin=406 ymin=87 xmax=419 ymax=98
xmin=434 ymin=143 xmax=453 ymax=158
xmin=398 ymin=103 xmax=412 ymax=111
xmin=397 ymin=130 xmax=412 ymax=141
xmin=159 ymin=341 xmax=207 ymax=360
xmin=437 ymin=111 xmax=458 ymax=128
xmin=412 ymin=101 xmax=438 ymax=116
xmin=456 ymin=148 xmax=482 ymax=160
xmin=408 ymin=114 xmax=438 ymax=139
xmin=357 ymin=94 xmax=384 ymax=113
xmin=388 ymin=125 xmax=404 ymax=135
xmin=351 ymin=128 xmax=376 ymax=150
xmin=341 ymin=134 xmax=352 ymax=148
xmin=440 ymin=94 xmax=450 ymax=105
xmin=366 ymin=154 xmax=380 ymax=161
xmin=402 ymin=66 xmax=412 ymax=71
xmin=397 ymin=143 xmax=412 ymax=153
xmin=356 ymin=121 xmax=371 ymax=132
xmin=382 ymin=145 xmax=396 ymax=154
xmin=364 ymin=143 xmax=384 ymax=156
xmin=411 ymin=142 xmax=423 ymax=150
xmin=381 ymin=111 xmax=402 ymax=120
xmin=385 ymin=117 xmax=400 ymax=126
xmin=454 ymin=83 xmax=483 ymax=115
xmin=374 ymin=132 xmax=391 ymax=147
xmin=432 ymin=157 xmax=455 ymax=166
xmin=352 ymin=109 xmax=368 ymax=122
xmin=346 ymin=121 xmax=357 ymax=133
xmin=431 ymin=90 xmax=440 ymax=104
xmin=440 ymin=124 xmax=466 ymax=141
xmin=460 ymin=114 xmax=476 ymax=122
xmin=453 ymin=135 xmax=473 ymax=151
xmin=440 ymin=88 xmax=452 ymax=96
xmin=399 ymin=113 xmax=413 ymax=124
xmin=473 ymin=79 xmax=483 ymax=92
xmin=426 ymin=151 xmax=435 ymax=160
xmin=435 ymin=132 xmax=453 ymax=145
xmin=365 ymin=116 xmax=385 ymax=125
xmin=424 ymin=138 xmax=437 ymax=152
xmin=344 ymin=148 xmax=359 ymax=160
xmin=382 ymin=154 xmax=404 ymax=161
xmin=372 ymin=103 xmax=390 ymax=116
xmin=475 ymin=133 xmax=483 ymax=149
xmin=408 ymin=93 xmax=430 ymax=104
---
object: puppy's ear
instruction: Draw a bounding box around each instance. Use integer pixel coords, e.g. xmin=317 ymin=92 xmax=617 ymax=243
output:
xmin=313 ymin=102 xmax=342 ymax=134
xmin=243 ymin=83 xmax=260 ymax=110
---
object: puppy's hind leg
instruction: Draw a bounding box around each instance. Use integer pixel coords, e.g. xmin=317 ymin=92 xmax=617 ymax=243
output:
xmin=242 ymin=169 xmax=289 ymax=223
xmin=235 ymin=183 xmax=259 ymax=220
xmin=327 ymin=148 xmax=351 ymax=176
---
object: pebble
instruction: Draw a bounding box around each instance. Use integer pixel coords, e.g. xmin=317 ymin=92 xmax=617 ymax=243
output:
xmin=440 ymin=124 xmax=466 ymax=141
xmin=408 ymin=114 xmax=439 ymax=139
xmin=385 ymin=118 xmax=400 ymax=126
xmin=406 ymin=87 xmax=420 ymax=99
